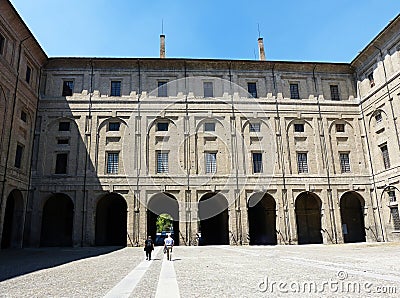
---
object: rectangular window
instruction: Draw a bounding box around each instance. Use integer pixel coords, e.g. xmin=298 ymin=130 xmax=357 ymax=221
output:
xmin=55 ymin=153 xmax=68 ymax=174
xmin=380 ymin=144 xmax=390 ymax=169
xmin=108 ymin=122 xmax=120 ymax=131
xmin=14 ymin=145 xmax=23 ymax=169
xmin=375 ymin=112 xmax=382 ymax=123
xmin=297 ymin=152 xmax=308 ymax=173
xmin=204 ymin=122 xmax=215 ymax=132
xmin=330 ymin=85 xmax=340 ymax=100
xmin=249 ymin=123 xmax=260 ymax=132
xmin=157 ymin=152 xmax=169 ymax=173
xmin=157 ymin=122 xmax=169 ymax=132
xmin=336 ymin=123 xmax=345 ymax=133
xmin=25 ymin=66 xmax=31 ymax=84
xmin=252 ymin=152 xmax=263 ymax=173
xmin=290 ymin=83 xmax=300 ymax=99
xmin=57 ymin=138 xmax=69 ymax=145
xmin=247 ymin=82 xmax=257 ymax=98
xmin=0 ymin=33 xmax=5 ymax=55
xmin=205 ymin=152 xmax=217 ymax=173
xmin=20 ymin=111 xmax=27 ymax=122
xmin=107 ymin=152 xmax=119 ymax=174
xmin=62 ymin=80 xmax=74 ymax=96
xmin=59 ymin=121 xmax=70 ymax=131
xmin=158 ymin=81 xmax=168 ymax=97
xmin=203 ymin=82 xmax=213 ymax=97
xmin=294 ymin=124 xmax=304 ymax=132
xmin=391 ymin=207 xmax=400 ymax=230
xmin=388 ymin=190 xmax=396 ymax=203
xmin=339 ymin=153 xmax=351 ymax=173
xmin=367 ymin=72 xmax=375 ymax=87
xmin=110 ymin=81 xmax=121 ymax=96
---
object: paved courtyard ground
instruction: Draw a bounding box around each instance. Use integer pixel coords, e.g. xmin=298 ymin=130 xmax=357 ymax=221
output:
xmin=0 ymin=242 xmax=399 ymax=297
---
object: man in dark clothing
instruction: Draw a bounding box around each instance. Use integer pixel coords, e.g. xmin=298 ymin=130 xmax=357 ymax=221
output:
xmin=144 ymin=236 xmax=154 ymax=260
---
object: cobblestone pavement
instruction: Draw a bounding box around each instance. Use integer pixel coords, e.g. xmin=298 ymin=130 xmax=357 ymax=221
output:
xmin=1 ymin=242 xmax=399 ymax=297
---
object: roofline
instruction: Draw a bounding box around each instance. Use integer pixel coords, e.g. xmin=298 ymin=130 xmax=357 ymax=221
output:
xmin=7 ymin=0 xmax=47 ymax=59
xmin=351 ymin=13 xmax=400 ymax=65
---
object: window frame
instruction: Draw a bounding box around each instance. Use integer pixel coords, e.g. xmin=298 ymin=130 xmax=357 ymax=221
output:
xmin=62 ymin=80 xmax=74 ymax=96
xmin=204 ymin=122 xmax=216 ymax=132
xmin=58 ymin=121 xmax=71 ymax=131
xmin=110 ymin=80 xmax=122 ymax=97
xmin=14 ymin=144 xmax=24 ymax=169
xmin=297 ymin=152 xmax=308 ymax=173
xmin=108 ymin=122 xmax=121 ymax=132
xmin=203 ymin=82 xmax=214 ymax=98
xmin=339 ymin=152 xmax=351 ymax=173
xmin=25 ymin=65 xmax=32 ymax=84
xmin=380 ymin=144 xmax=390 ymax=169
xmin=247 ymin=82 xmax=257 ymax=98
xmin=336 ymin=123 xmax=345 ymax=133
xmin=294 ymin=123 xmax=304 ymax=133
xmin=106 ymin=152 xmax=119 ymax=174
xmin=157 ymin=122 xmax=169 ymax=132
xmin=205 ymin=151 xmax=217 ymax=174
xmin=249 ymin=122 xmax=261 ymax=133
xmin=252 ymin=152 xmax=263 ymax=174
xmin=157 ymin=151 xmax=169 ymax=173
xmin=55 ymin=152 xmax=68 ymax=174
xmin=330 ymin=85 xmax=340 ymax=101
xmin=158 ymin=81 xmax=168 ymax=97
xmin=290 ymin=83 xmax=300 ymax=99
xmin=0 ymin=33 xmax=5 ymax=55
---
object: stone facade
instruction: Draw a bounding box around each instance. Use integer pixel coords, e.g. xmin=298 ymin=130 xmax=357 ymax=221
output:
xmin=1 ymin=0 xmax=400 ymax=247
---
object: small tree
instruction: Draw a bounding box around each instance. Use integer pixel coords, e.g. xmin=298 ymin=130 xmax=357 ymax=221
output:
xmin=156 ymin=213 xmax=173 ymax=232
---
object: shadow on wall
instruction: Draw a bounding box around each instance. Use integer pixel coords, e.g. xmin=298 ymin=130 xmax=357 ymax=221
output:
xmin=0 ymin=246 xmax=123 ymax=282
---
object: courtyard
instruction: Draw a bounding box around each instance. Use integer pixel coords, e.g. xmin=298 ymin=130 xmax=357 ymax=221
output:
xmin=0 ymin=242 xmax=399 ymax=297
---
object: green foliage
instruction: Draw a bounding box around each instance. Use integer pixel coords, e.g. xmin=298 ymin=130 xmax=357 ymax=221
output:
xmin=156 ymin=213 xmax=173 ymax=233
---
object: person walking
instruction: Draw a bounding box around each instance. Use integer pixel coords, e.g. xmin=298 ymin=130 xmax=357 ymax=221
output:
xmin=164 ymin=233 xmax=174 ymax=261
xmin=144 ymin=236 xmax=154 ymax=260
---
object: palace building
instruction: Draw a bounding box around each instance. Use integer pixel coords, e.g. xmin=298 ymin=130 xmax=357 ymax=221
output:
xmin=1 ymin=0 xmax=400 ymax=248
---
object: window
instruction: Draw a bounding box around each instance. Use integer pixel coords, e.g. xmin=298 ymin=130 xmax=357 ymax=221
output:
xmin=204 ymin=122 xmax=215 ymax=132
xmin=388 ymin=190 xmax=397 ymax=203
xmin=20 ymin=111 xmax=27 ymax=122
xmin=0 ymin=33 xmax=4 ymax=55
xmin=205 ymin=152 xmax=217 ymax=173
xmin=59 ymin=121 xmax=70 ymax=131
xmin=330 ymin=85 xmax=340 ymax=100
xmin=290 ymin=83 xmax=300 ymax=99
xmin=249 ymin=123 xmax=260 ymax=132
xmin=367 ymin=72 xmax=375 ymax=87
xmin=14 ymin=145 xmax=23 ymax=169
xmin=336 ymin=123 xmax=345 ymax=133
xmin=391 ymin=207 xmax=400 ymax=230
xmin=297 ymin=152 xmax=308 ymax=173
xmin=110 ymin=81 xmax=121 ymax=96
xmin=294 ymin=124 xmax=304 ymax=132
xmin=157 ymin=152 xmax=169 ymax=173
xmin=203 ymin=82 xmax=213 ymax=97
xmin=57 ymin=138 xmax=69 ymax=145
xmin=62 ymin=80 xmax=74 ymax=96
xmin=157 ymin=122 xmax=169 ymax=132
xmin=252 ymin=152 xmax=263 ymax=173
xmin=339 ymin=153 xmax=351 ymax=173
xmin=55 ymin=153 xmax=68 ymax=174
xmin=25 ymin=66 xmax=31 ymax=84
xmin=247 ymin=82 xmax=257 ymax=98
xmin=107 ymin=152 xmax=119 ymax=174
xmin=380 ymin=144 xmax=390 ymax=169
xmin=108 ymin=122 xmax=120 ymax=131
xmin=375 ymin=112 xmax=382 ymax=123
xmin=158 ymin=81 xmax=168 ymax=97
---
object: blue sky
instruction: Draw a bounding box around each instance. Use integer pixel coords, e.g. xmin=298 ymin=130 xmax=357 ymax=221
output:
xmin=9 ymin=0 xmax=400 ymax=62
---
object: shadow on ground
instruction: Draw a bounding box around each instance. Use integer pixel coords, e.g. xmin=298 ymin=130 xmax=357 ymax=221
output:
xmin=0 ymin=246 xmax=124 ymax=282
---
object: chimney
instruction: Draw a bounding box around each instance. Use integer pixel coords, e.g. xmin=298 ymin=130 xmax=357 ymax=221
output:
xmin=258 ymin=37 xmax=266 ymax=61
xmin=160 ymin=34 xmax=165 ymax=59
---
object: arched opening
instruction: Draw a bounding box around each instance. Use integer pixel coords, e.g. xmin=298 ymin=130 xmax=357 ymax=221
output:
xmin=248 ymin=193 xmax=277 ymax=245
xmin=95 ymin=193 xmax=127 ymax=246
xmin=147 ymin=193 xmax=179 ymax=246
xmin=340 ymin=192 xmax=366 ymax=243
xmin=295 ymin=192 xmax=323 ymax=244
xmin=198 ymin=192 xmax=229 ymax=245
xmin=40 ymin=194 xmax=74 ymax=247
xmin=1 ymin=190 xmax=24 ymax=248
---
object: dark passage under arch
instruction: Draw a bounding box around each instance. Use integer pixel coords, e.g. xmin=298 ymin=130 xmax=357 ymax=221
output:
xmin=248 ymin=193 xmax=277 ymax=245
xmin=295 ymin=192 xmax=323 ymax=245
xmin=198 ymin=192 xmax=229 ymax=245
xmin=147 ymin=192 xmax=179 ymax=246
xmin=340 ymin=192 xmax=366 ymax=243
xmin=40 ymin=194 xmax=73 ymax=247
xmin=1 ymin=190 xmax=24 ymax=249
xmin=95 ymin=193 xmax=127 ymax=246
